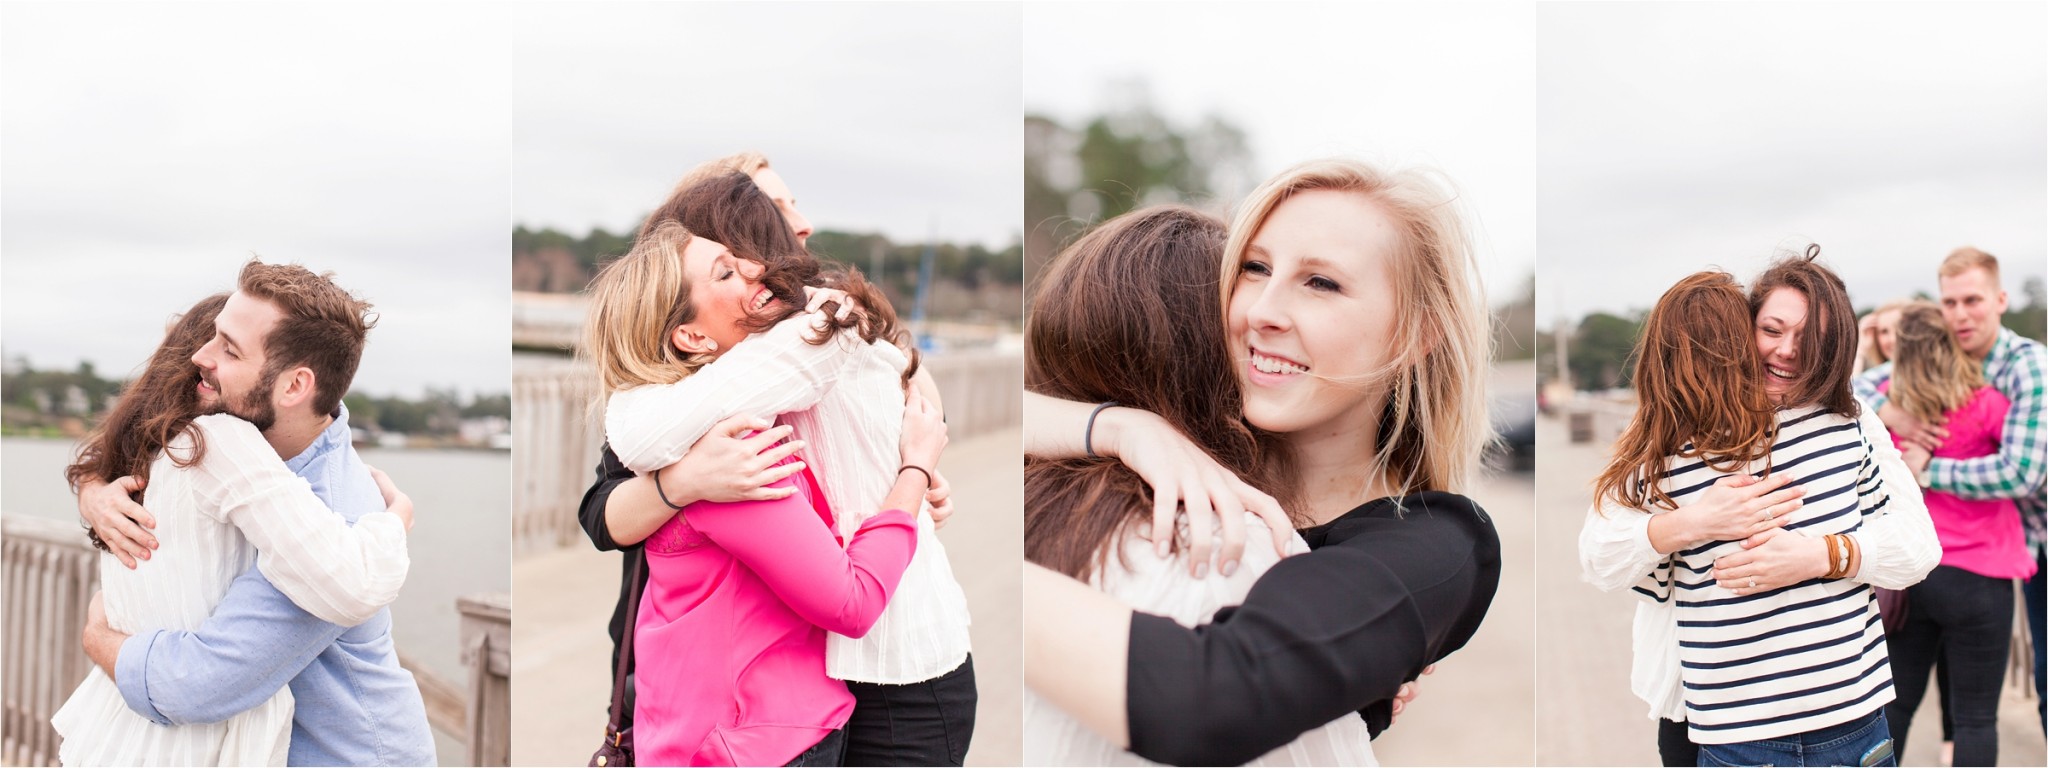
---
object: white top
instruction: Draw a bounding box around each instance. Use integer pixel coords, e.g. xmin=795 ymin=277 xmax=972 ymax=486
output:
xmin=608 ymin=311 xmax=973 ymax=684
xmin=1579 ymin=406 xmax=1936 ymax=724
xmin=1022 ymin=516 xmax=1376 ymax=766
xmin=52 ymin=414 xmax=411 ymax=766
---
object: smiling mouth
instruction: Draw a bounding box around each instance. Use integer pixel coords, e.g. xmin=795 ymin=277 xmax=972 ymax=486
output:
xmin=1766 ymin=365 xmax=1798 ymax=381
xmin=1250 ymin=348 xmax=1309 ymax=376
xmin=751 ymin=288 xmax=774 ymax=312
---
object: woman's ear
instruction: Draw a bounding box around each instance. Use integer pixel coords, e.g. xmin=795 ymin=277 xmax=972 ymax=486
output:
xmin=671 ymin=324 xmax=718 ymax=356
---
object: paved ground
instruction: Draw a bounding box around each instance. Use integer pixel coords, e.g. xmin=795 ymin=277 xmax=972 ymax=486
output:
xmin=1534 ymin=414 xmax=2045 ymax=766
xmin=1371 ymin=467 xmax=1539 ymax=766
xmin=508 ymin=428 xmax=1023 ymax=767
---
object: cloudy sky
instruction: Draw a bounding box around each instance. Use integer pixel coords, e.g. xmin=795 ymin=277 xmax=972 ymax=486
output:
xmin=1024 ymin=2 xmax=1540 ymax=304
xmin=1540 ymin=2 xmax=2047 ymax=323
xmin=513 ymin=2 xmax=1023 ymax=250
xmin=1 ymin=3 xmax=511 ymax=399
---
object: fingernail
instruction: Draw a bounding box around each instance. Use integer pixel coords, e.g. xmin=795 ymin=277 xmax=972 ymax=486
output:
xmin=1195 ymin=563 xmax=1209 ymax=579
xmin=1222 ymin=560 xmax=1239 ymax=577
xmin=1156 ymin=539 xmax=1169 ymax=557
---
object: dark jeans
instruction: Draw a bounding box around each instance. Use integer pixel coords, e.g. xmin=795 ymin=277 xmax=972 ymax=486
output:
xmin=785 ymin=729 xmax=845 ymax=767
xmin=1658 ymin=717 xmax=1698 ymax=767
xmin=843 ymin=655 xmax=977 ymax=766
xmin=1886 ymin=565 xmax=2014 ymax=767
xmin=1699 ymin=710 xmax=1894 ymax=767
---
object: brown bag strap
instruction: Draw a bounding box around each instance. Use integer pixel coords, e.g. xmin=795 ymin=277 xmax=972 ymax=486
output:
xmin=609 ymin=548 xmax=646 ymax=733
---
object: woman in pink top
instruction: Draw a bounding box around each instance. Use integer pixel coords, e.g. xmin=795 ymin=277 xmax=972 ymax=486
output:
xmin=1880 ymin=302 xmax=2030 ymax=764
xmin=583 ymin=219 xmax=949 ymax=766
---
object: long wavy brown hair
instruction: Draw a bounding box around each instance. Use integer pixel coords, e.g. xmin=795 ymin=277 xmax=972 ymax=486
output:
xmin=1025 ymin=205 xmax=1298 ymax=580
xmin=1750 ymin=245 xmax=1861 ymax=418
xmin=1889 ymin=301 xmax=1986 ymax=424
xmin=65 ymin=293 xmax=230 ymax=548
xmin=585 ymin=170 xmax=918 ymax=395
xmin=1594 ymin=272 xmax=1777 ymax=511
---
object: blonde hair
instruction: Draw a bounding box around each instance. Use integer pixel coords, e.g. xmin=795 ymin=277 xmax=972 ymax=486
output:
xmin=1222 ymin=158 xmax=1492 ymax=496
xmin=1889 ymin=301 xmax=1986 ymax=424
xmin=582 ymin=221 xmax=714 ymax=399
xmin=1859 ymin=298 xmax=1914 ymax=371
xmin=1939 ymin=246 xmax=2001 ymax=286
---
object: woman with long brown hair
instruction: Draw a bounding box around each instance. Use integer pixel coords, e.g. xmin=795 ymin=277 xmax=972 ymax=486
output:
xmin=1578 ymin=252 xmax=1938 ymax=767
xmin=1021 ymin=159 xmax=1501 ymax=766
xmin=50 ymin=293 xmax=418 ymax=767
xmin=1878 ymin=302 xmax=2029 ymax=765
xmin=581 ymin=169 xmax=976 ymax=766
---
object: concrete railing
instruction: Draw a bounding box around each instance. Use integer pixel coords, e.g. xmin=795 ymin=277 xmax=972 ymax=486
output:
xmin=511 ymin=352 xmax=1023 ymax=556
xmin=0 ymin=515 xmax=511 ymax=767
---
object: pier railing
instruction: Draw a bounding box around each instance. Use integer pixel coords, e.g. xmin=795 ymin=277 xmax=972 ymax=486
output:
xmin=512 ymin=351 xmax=1023 ymax=556
xmin=0 ymin=515 xmax=511 ymax=767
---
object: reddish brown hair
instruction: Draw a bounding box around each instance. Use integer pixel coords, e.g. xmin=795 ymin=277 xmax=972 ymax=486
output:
xmin=66 ymin=293 xmax=230 ymax=549
xmin=1025 ymin=205 xmax=1297 ymax=580
xmin=1749 ymin=245 xmax=1860 ymax=418
xmin=1594 ymin=271 xmax=1777 ymax=511
xmin=236 ymin=260 xmax=375 ymax=416
xmin=656 ymin=170 xmax=919 ymax=386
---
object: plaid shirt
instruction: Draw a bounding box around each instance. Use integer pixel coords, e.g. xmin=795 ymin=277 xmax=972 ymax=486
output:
xmin=1855 ymin=326 xmax=2048 ymax=547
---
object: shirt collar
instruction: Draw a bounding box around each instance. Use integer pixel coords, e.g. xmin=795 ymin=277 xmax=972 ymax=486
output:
xmin=284 ymin=401 xmax=354 ymax=474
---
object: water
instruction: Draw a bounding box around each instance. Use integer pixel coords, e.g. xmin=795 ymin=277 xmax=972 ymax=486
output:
xmin=3 ymin=436 xmax=510 ymax=763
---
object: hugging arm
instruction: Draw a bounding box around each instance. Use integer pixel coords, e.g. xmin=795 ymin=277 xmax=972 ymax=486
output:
xmin=1023 ymin=391 xmax=1292 ymax=575
xmin=691 ymin=470 xmax=924 ymax=637
xmin=106 ymin=565 xmax=349 ymax=725
xmin=1927 ymin=350 xmax=2046 ymax=502
xmin=187 ymin=415 xmax=409 ymax=626
xmin=1026 ymin=494 xmax=1499 ymax=766
xmin=606 ymin=312 xmax=855 ymax=474
xmin=1846 ymin=410 xmax=1940 ymax=587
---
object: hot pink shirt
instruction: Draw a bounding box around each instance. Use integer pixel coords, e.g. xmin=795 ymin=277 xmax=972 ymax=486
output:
xmin=1881 ymin=382 xmax=2034 ymax=579
xmin=632 ymin=453 xmax=918 ymax=766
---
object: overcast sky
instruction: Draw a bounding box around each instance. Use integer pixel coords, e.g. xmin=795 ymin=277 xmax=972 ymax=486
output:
xmin=1 ymin=3 xmax=512 ymax=399
xmin=513 ymin=2 xmax=1023 ymax=250
xmin=1540 ymin=2 xmax=2047 ymax=323
xmin=1024 ymin=2 xmax=1539 ymax=304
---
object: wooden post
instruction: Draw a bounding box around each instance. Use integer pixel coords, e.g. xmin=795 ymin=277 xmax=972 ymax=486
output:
xmin=460 ymin=592 xmax=513 ymax=767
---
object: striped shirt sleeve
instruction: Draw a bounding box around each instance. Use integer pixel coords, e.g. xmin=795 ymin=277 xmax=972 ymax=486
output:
xmin=1928 ymin=337 xmax=2046 ymax=502
xmin=606 ymin=311 xmax=857 ymax=474
xmin=1847 ymin=409 xmax=1940 ymax=589
xmin=186 ymin=414 xmax=410 ymax=627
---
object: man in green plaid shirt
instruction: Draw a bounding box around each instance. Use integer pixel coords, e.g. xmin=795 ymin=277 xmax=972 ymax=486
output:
xmin=1852 ymin=246 xmax=2047 ymax=727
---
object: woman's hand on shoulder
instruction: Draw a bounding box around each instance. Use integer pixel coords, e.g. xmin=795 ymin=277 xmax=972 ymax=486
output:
xmin=1097 ymin=406 xmax=1293 ymax=578
xmin=662 ymin=414 xmax=807 ymax=504
xmin=899 ymin=386 xmax=948 ymax=471
xmin=366 ymin=465 xmax=415 ymax=531
xmin=803 ymin=285 xmax=862 ymax=322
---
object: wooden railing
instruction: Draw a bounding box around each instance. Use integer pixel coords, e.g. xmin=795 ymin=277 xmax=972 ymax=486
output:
xmin=512 ymin=351 xmax=1023 ymax=556
xmin=0 ymin=515 xmax=512 ymax=767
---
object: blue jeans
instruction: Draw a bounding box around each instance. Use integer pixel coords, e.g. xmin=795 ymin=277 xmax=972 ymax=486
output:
xmin=1698 ymin=710 xmax=1895 ymax=767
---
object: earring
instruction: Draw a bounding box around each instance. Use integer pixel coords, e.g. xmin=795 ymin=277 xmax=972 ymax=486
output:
xmin=704 ymin=339 xmax=718 ymax=352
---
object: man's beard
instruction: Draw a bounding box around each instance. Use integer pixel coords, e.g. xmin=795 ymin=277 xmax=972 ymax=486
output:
xmin=205 ymin=368 xmax=278 ymax=432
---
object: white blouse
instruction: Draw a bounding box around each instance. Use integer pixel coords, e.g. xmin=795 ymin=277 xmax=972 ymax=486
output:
xmin=1577 ymin=406 xmax=1938 ymax=722
xmin=607 ymin=311 xmax=973 ymax=684
xmin=1022 ymin=517 xmax=1377 ymax=766
xmin=52 ymin=414 xmax=411 ymax=766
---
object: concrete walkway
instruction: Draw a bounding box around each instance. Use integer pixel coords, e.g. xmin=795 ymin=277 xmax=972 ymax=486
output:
xmin=509 ymin=429 xmax=1023 ymax=766
xmin=1534 ymin=415 xmax=2045 ymax=766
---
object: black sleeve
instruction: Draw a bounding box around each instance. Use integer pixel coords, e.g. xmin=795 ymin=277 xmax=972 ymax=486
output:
xmin=1124 ymin=492 xmax=1502 ymax=766
xmin=577 ymin=442 xmax=635 ymax=552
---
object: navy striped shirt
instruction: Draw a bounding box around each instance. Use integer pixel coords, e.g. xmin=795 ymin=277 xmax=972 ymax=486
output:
xmin=1633 ymin=406 xmax=1896 ymax=745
